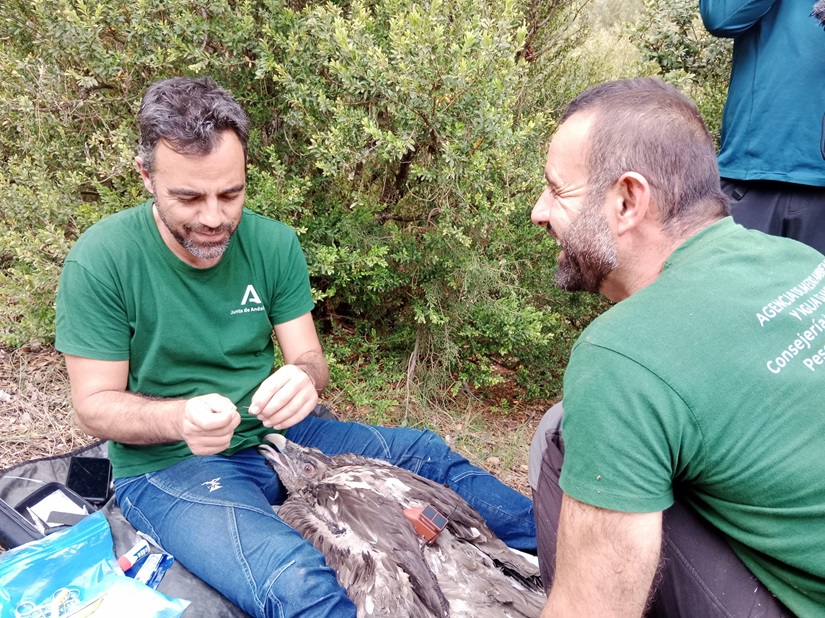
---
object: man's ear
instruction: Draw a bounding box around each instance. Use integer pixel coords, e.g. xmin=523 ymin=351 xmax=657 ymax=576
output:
xmin=135 ymin=156 xmax=154 ymax=195
xmin=612 ymin=172 xmax=651 ymax=236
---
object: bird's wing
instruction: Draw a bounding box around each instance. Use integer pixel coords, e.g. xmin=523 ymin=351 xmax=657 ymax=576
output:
xmin=427 ymin=530 xmax=546 ymax=618
xmin=331 ymin=454 xmax=543 ymax=591
xmin=383 ymin=467 xmax=543 ymax=591
xmin=331 ymin=453 xmax=492 ymax=537
xmin=278 ymin=497 xmax=356 ymax=574
xmin=280 ymin=483 xmax=449 ymax=618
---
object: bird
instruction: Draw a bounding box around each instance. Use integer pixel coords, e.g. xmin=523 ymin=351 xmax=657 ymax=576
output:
xmin=258 ymin=433 xmax=545 ymax=618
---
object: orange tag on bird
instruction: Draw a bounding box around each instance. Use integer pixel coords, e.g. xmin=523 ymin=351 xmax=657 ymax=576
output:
xmin=403 ymin=504 xmax=448 ymax=545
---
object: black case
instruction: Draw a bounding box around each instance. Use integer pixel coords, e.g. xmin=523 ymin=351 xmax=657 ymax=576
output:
xmin=0 ymin=497 xmax=43 ymax=550
xmin=0 ymin=483 xmax=96 ymax=550
xmin=14 ymin=482 xmax=95 ymax=528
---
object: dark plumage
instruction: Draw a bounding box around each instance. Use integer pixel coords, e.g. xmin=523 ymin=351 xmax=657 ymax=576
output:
xmin=258 ymin=434 xmax=544 ymax=618
xmin=813 ymin=0 xmax=825 ymax=27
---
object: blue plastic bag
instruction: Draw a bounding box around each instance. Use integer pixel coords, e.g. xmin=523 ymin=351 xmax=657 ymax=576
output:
xmin=0 ymin=511 xmax=189 ymax=617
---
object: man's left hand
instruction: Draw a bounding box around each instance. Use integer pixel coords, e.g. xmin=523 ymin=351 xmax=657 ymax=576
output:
xmin=248 ymin=364 xmax=319 ymax=430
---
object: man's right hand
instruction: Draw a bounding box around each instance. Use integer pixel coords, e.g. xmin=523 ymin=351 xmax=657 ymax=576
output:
xmin=181 ymin=394 xmax=241 ymax=455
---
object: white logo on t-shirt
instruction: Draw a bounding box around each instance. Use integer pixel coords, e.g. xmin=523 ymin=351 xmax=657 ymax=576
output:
xmin=241 ymin=284 xmax=262 ymax=305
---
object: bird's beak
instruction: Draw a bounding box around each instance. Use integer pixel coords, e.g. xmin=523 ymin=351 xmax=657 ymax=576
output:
xmin=265 ymin=433 xmax=287 ymax=448
xmin=257 ymin=442 xmax=293 ymax=475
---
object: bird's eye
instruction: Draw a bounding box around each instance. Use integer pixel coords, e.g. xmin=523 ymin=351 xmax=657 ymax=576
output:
xmin=302 ymin=463 xmax=315 ymax=474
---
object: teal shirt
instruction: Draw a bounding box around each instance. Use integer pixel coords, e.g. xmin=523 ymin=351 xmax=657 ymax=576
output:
xmin=561 ymin=218 xmax=825 ymax=615
xmin=700 ymin=0 xmax=825 ymax=186
xmin=55 ymin=200 xmax=315 ymax=478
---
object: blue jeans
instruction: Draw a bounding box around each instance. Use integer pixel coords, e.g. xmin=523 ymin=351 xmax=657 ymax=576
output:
xmin=114 ymin=416 xmax=536 ymax=618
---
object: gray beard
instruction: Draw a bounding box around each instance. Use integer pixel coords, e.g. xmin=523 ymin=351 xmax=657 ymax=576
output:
xmin=555 ymin=198 xmax=618 ymax=294
xmin=155 ymin=200 xmax=235 ymax=260
xmin=177 ymin=230 xmax=232 ymax=260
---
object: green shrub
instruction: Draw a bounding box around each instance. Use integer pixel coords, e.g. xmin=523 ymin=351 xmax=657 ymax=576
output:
xmin=628 ymin=0 xmax=731 ymax=141
xmin=0 ymin=0 xmax=596 ymax=401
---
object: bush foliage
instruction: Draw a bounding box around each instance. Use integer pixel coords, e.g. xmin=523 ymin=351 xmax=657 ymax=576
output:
xmin=0 ymin=0 xmax=724 ymax=401
xmin=629 ymin=0 xmax=731 ymax=141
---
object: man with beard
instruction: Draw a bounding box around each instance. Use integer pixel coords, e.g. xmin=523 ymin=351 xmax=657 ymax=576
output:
xmin=528 ymin=78 xmax=825 ymax=617
xmin=54 ymin=77 xmax=537 ymax=618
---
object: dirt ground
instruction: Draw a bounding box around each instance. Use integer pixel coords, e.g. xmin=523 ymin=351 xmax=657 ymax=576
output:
xmin=0 ymin=344 xmax=96 ymax=471
xmin=0 ymin=344 xmax=549 ymax=496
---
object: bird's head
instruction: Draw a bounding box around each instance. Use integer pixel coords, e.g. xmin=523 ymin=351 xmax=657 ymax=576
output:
xmin=257 ymin=434 xmax=333 ymax=494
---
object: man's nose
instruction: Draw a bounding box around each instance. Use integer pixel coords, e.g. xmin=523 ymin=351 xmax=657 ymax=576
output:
xmin=531 ymin=190 xmax=551 ymax=226
xmin=199 ymin=197 xmax=222 ymax=228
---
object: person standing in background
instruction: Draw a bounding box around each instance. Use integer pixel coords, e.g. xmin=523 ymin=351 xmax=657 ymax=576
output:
xmin=700 ymin=0 xmax=825 ymax=254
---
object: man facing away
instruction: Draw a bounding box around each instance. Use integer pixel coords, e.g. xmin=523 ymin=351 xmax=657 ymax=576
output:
xmin=529 ymin=78 xmax=824 ymax=617
xmin=55 ymin=77 xmax=536 ymax=618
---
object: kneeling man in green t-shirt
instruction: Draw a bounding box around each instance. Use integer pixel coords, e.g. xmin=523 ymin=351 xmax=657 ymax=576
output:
xmin=529 ymin=78 xmax=824 ymax=617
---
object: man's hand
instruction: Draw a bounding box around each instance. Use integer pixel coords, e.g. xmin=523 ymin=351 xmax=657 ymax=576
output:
xmin=248 ymin=365 xmax=318 ymax=430
xmin=251 ymin=312 xmax=330 ymax=431
xmin=181 ymin=394 xmax=241 ymax=455
xmin=64 ymin=355 xmax=244 ymax=449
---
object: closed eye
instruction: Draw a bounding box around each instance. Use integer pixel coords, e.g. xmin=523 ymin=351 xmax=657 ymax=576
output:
xmin=167 ymin=190 xmax=202 ymax=204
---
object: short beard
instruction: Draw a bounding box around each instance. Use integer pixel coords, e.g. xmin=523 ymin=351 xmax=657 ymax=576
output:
xmin=176 ymin=224 xmax=234 ymax=259
xmin=153 ymin=190 xmax=236 ymax=260
xmin=555 ymin=192 xmax=618 ymax=294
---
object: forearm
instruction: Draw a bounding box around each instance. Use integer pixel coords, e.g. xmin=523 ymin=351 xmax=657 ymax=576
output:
xmin=543 ymin=566 xmax=658 ymax=617
xmin=258 ymin=312 xmax=328 ymax=428
xmin=541 ymin=495 xmax=662 ymax=617
xmin=73 ymin=389 xmax=186 ymax=444
xmin=292 ymin=348 xmax=329 ymax=393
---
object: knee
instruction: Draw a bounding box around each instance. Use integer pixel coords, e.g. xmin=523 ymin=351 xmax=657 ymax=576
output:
xmin=260 ymin=553 xmax=356 ymax=617
xmin=529 ymin=403 xmax=565 ymax=492
xmin=393 ymin=426 xmax=452 ymax=460
xmin=414 ymin=429 xmax=467 ymax=469
xmin=418 ymin=428 xmax=450 ymax=453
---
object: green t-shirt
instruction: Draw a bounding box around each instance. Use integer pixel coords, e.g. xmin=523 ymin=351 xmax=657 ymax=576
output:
xmin=55 ymin=200 xmax=315 ymax=478
xmin=560 ymin=218 xmax=825 ymax=616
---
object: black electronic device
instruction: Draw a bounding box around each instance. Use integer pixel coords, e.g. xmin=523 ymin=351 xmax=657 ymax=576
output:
xmin=66 ymin=456 xmax=112 ymax=505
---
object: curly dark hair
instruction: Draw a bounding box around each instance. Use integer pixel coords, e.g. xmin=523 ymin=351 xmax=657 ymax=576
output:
xmin=137 ymin=77 xmax=249 ymax=173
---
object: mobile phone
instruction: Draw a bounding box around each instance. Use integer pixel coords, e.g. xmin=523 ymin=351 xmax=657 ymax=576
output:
xmin=66 ymin=456 xmax=112 ymax=505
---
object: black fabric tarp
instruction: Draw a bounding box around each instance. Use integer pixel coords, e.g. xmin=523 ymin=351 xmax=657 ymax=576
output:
xmin=0 ymin=442 xmax=249 ymax=617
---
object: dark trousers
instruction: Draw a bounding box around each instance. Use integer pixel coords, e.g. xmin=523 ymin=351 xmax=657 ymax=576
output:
xmin=722 ymin=178 xmax=825 ymax=255
xmin=532 ymin=413 xmax=794 ymax=617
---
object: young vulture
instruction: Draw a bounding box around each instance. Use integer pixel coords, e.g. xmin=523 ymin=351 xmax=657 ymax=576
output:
xmin=258 ymin=434 xmax=544 ymax=618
